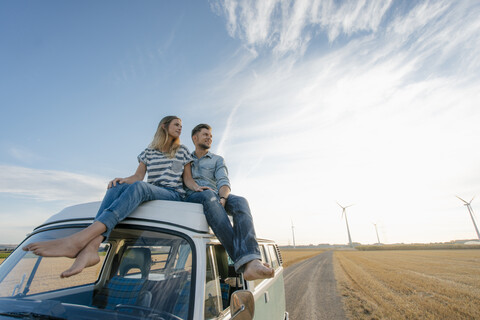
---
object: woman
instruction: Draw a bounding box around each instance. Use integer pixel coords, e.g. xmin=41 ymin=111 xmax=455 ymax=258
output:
xmin=23 ymin=116 xmax=206 ymax=278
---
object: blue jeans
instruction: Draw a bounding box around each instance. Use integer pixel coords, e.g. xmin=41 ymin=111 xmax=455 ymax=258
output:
xmin=95 ymin=181 xmax=181 ymax=238
xmin=185 ymin=190 xmax=261 ymax=272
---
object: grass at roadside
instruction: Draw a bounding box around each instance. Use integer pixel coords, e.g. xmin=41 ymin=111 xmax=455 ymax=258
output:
xmin=279 ymin=248 xmax=324 ymax=268
xmin=0 ymin=252 xmax=11 ymax=264
xmin=334 ymin=250 xmax=480 ymax=319
xmin=0 ymin=252 xmax=11 ymax=259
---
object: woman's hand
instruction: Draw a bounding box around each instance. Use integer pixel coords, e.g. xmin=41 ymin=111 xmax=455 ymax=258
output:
xmin=194 ymin=185 xmax=212 ymax=192
xmin=108 ymin=177 xmax=128 ymax=188
xmin=108 ymin=163 xmax=147 ymax=189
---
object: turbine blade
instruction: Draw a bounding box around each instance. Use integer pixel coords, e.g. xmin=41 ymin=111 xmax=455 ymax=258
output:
xmin=456 ymin=195 xmax=468 ymax=204
xmin=471 ymin=195 xmax=476 ymax=203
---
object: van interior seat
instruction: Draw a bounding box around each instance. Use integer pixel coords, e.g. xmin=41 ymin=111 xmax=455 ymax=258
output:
xmin=92 ymin=247 xmax=152 ymax=310
xmin=147 ymin=270 xmax=191 ymax=317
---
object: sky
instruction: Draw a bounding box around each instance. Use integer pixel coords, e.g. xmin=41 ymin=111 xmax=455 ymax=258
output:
xmin=1 ymin=0 xmax=480 ymax=246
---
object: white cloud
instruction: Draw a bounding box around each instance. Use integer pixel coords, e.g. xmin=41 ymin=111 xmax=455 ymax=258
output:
xmin=0 ymin=165 xmax=109 ymax=243
xmin=205 ymin=0 xmax=480 ymax=244
xmin=0 ymin=165 xmax=107 ymax=203
xmin=211 ymin=0 xmax=394 ymax=55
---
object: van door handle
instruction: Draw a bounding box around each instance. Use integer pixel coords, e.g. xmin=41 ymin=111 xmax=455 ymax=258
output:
xmin=264 ymin=291 xmax=270 ymax=303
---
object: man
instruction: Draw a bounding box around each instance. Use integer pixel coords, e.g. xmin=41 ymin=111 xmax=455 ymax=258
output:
xmin=184 ymin=124 xmax=274 ymax=281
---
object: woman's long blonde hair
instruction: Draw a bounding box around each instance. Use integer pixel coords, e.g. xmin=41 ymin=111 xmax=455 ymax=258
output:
xmin=149 ymin=116 xmax=181 ymax=158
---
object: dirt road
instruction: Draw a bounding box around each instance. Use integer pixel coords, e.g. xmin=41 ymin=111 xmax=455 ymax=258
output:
xmin=284 ymin=251 xmax=347 ymax=320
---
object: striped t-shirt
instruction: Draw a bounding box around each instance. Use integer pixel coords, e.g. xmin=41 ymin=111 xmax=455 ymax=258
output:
xmin=137 ymin=145 xmax=193 ymax=196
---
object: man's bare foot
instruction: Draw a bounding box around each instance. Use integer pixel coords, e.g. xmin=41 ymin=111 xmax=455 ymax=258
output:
xmin=60 ymin=235 xmax=103 ymax=278
xmin=243 ymin=259 xmax=275 ymax=281
xmin=22 ymin=237 xmax=84 ymax=258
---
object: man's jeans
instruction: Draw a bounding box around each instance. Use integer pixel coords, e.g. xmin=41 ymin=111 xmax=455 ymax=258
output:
xmin=95 ymin=181 xmax=181 ymax=238
xmin=185 ymin=190 xmax=261 ymax=272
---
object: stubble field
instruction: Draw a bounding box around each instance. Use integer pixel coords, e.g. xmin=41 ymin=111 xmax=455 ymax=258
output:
xmin=3 ymin=248 xmax=479 ymax=320
xmin=279 ymin=248 xmax=324 ymax=268
xmin=333 ymin=249 xmax=480 ymax=319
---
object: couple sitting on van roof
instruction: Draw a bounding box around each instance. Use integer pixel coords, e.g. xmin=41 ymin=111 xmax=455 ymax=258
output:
xmin=23 ymin=116 xmax=275 ymax=281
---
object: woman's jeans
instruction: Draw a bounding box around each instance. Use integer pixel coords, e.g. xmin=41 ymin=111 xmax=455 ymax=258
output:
xmin=185 ymin=190 xmax=261 ymax=273
xmin=95 ymin=181 xmax=181 ymax=238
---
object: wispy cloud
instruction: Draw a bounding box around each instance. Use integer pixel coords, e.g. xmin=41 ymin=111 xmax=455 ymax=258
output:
xmin=0 ymin=165 xmax=107 ymax=203
xmin=7 ymin=146 xmax=44 ymax=164
xmin=205 ymin=0 xmax=480 ymax=244
xmin=215 ymin=101 xmax=242 ymax=156
xmin=211 ymin=0 xmax=393 ymax=55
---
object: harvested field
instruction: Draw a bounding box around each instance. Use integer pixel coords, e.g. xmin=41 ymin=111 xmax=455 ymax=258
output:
xmin=280 ymin=248 xmax=324 ymax=268
xmin=0 ymin=256 xmax=106 ymax=296
xmin=334 ymin=250 xmax=480 ymax=319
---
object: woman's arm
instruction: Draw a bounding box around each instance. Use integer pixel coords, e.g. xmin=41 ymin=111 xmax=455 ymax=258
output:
xmin=108 ymin=162 xmax=147 ymax=188
xmin=183 ymin=163 xmax=210 ymax=192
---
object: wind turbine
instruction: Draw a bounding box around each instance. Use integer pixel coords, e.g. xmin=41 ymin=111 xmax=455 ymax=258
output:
xmin=291 ymin=219 xmax=296 ymax=248
xmin=338 ymin=203 xmax=354 ymax=247
xmin=456 ymin=196 xmax=480 ymax=240
xmin=372 ymin=223 xmax=381 ymax=244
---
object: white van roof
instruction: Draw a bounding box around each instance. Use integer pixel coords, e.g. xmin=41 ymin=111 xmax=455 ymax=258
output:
xmin=36 ymin=200 xmax=210 ymax=234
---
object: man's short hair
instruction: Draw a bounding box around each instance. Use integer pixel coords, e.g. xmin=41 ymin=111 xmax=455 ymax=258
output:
xmin=191 ymin=123 xmax=211 ymax=137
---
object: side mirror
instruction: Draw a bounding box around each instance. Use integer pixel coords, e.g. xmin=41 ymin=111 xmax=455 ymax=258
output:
xmin=230 ymin=290 xmax=255 ymax=320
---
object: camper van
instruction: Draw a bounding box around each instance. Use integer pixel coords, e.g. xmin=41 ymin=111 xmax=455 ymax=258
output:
xmin=0 ymin=200 xmax=288 ymax=319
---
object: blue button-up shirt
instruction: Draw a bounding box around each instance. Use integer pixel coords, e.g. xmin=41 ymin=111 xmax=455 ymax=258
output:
xmin=186 ymin=151 xmax=231 ymax=196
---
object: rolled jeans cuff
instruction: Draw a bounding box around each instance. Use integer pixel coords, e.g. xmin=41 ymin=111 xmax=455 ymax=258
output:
xmin=95 ymin=209 xmax=119 ymax=239
xmin=234 ymin=253 xmax=262 ymax=273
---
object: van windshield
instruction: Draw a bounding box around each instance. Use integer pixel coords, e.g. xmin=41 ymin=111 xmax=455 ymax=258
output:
xmin=0 ymin=227 xmax=194 ymax=320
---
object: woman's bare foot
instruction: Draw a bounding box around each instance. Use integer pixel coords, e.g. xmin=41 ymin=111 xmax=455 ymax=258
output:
xmin=243 ymin=259 xmax=275 ymax=281
xmin=22 ymin=221 xmax=106 ymax=258
xmin=60 ymin=235 xmax=103 ymax=278
xmin=22 ymin=237 xmax=84 ymax=258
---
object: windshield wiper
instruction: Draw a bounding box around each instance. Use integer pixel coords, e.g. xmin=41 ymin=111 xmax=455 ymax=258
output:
xmin=0 ymin=311 xmax=66 ymax=320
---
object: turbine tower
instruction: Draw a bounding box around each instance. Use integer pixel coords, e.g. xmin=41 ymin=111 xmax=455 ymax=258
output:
xmin=456 ymin=196 xmax=480 ymax=240
xmin=373 ymin=223 xmax=381 ymax=244
xmin=338 ymin=202 xmax=354 ymax=247
xmin=291 ymin=219 xmax=296 ymax=248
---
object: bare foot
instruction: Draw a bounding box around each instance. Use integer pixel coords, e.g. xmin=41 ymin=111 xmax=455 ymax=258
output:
xmin=60 ymin=235 xmax=103 ymax=278
xmin=23 ymin=221 xmax=106 ymax=258
xmin=243 ymin=259 xmax=275 ymax=281
xmin=22 ymin=237 xmax=84 ymax=258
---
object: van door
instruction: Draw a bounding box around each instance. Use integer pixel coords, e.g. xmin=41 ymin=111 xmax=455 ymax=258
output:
xmin=250 ymin=244 xmax=286 ymax=320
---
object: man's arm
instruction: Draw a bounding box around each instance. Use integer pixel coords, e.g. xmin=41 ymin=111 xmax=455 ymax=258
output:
xmin=218 ymin=185 xmax=231 ymax=207
xmin=215 ymin=156 xmax=231 ymax=207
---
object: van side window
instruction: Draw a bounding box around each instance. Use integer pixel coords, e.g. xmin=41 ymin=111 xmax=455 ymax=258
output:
xmin=259 ymin=244 xmax=267 ymax=263
xmin=204 ymin=245 xmax=222 ymax=319
xmin=267 ymin=245 xmax=280 ymax=269
xmin=252 ymin=245 xmax=269 ymax=288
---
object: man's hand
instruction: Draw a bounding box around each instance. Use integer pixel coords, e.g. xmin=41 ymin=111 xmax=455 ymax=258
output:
xmin=219 ymin=197 xmax=227 ymax=208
